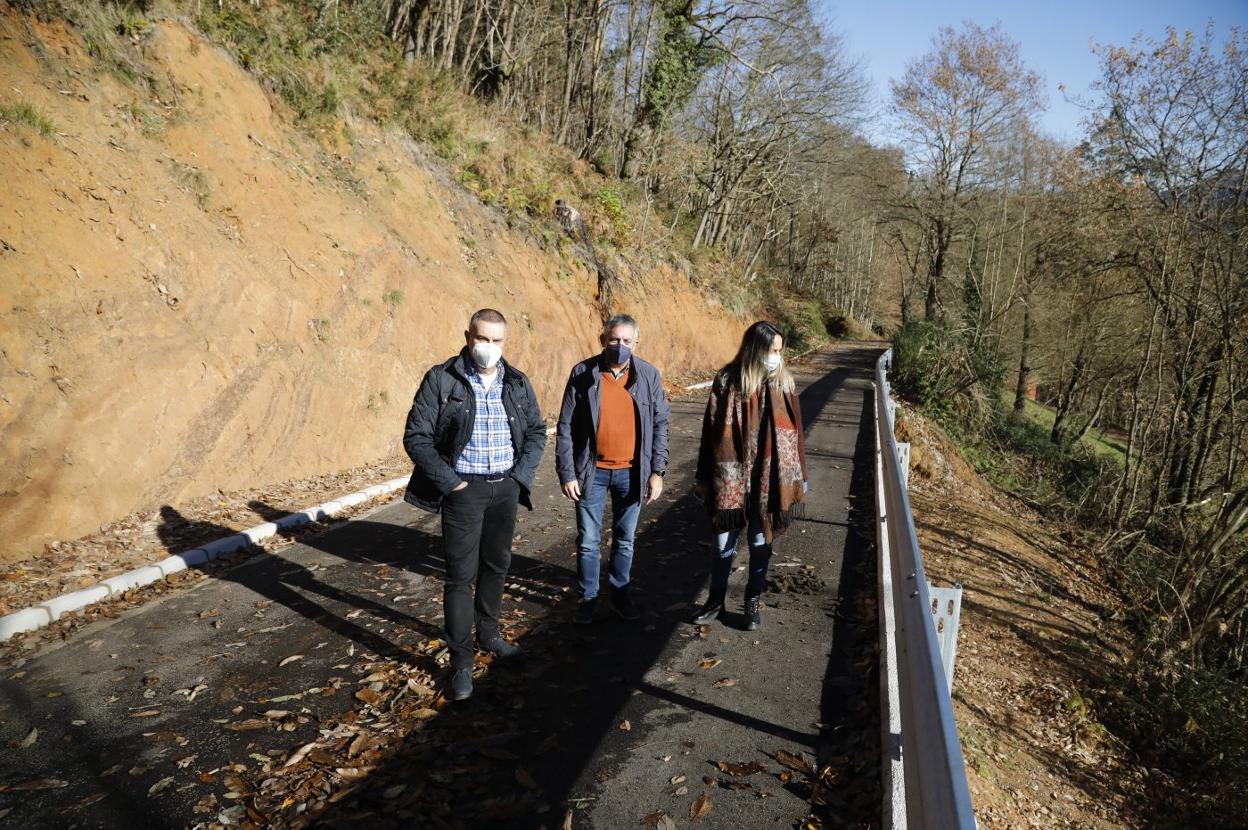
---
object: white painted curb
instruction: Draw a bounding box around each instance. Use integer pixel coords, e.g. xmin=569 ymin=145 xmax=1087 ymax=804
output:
xmin=0 ymin=476 xmax=411 ymax=642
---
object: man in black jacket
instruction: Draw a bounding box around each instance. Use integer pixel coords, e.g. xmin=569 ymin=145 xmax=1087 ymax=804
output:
xmin=403 ymin=308 xmax=546 ymax=700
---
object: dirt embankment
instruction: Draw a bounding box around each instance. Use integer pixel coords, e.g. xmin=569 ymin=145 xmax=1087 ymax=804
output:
xmin=898 ymin=411 xmax=1151 ymax=829
xmin=0 ymin=11 xmax=743 ymax=563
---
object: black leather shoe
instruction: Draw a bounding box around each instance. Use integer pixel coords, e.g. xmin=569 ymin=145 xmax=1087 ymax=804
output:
xmin=449 ymin=667 xmax=473 ymax=701
xmin=692 ymin=590 xmax=726 ymax=625
xmin=745 ymin=595 xmax=762 ymax=630
xmin=611 ymin=589 xmax=641 ymax=621
xmin=574 ymin=598 xmax=597 ymax=625
xmin=479 ymin=636 xmax=523 ymax=660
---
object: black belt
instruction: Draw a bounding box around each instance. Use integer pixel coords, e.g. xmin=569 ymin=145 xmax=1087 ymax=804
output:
xmin=458 ymin=469 xmax=513 ymax=483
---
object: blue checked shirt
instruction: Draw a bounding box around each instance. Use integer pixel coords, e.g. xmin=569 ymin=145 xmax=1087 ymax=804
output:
xmin=454 ymin=364 xmax=516 ymax=475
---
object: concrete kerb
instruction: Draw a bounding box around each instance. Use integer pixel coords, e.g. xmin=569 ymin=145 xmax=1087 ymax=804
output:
xmin=0 ymin=477 xmax=410 ymax=643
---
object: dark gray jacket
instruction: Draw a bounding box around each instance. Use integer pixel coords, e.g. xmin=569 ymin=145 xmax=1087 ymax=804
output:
xmin=403 ymin=350 xmax=546 ymax=513
xmin=556 ymin=354 xmax=670 ymax=492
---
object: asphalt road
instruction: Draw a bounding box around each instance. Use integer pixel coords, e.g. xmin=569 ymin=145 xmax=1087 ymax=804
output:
xmin=0 ymin=344 xmax=884 ymax=829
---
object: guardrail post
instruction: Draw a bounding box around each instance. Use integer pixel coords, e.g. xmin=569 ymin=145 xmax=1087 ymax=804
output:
xmin=927 ymin=583 xmax=964 ymax=694
xmin=896 ymin=442 xmax=911 ymax=488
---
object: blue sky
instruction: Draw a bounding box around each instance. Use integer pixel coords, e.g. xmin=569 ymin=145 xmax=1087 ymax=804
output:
xmin=823 ymin=0 xmax=1246 ymax=145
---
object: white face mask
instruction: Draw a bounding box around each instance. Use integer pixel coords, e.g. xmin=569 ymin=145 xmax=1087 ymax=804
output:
xmin=472 ymin=342 xmax=502 ymax=369
xmin=765 ymin=353 xmax=783 ymax=373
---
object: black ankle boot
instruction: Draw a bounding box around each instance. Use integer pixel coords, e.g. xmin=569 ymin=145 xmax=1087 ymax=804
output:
xmin=745 ymin=595 xmax=762 ymax=630
xmin=693 ymin=589 xmax=726 ymax=624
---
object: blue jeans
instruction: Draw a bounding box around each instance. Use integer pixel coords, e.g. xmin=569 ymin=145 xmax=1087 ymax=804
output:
xmin=576 ymin=466 xmax=641 ymax=600
xmin=710 ymin=517 xmax=772 ymax=596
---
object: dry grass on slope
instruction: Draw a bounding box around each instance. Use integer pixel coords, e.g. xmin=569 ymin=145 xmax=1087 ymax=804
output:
xmin=897 ymin=410 xmax=1156 ymax=830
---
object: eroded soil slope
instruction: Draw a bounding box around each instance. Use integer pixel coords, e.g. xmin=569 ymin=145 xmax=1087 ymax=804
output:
xmin=0 ymin=10 xmax=741 ymax=562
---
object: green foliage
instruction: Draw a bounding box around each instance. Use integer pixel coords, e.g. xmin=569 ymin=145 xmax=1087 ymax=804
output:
xmin=0 ymin=100 xmax=57 ymax=137
xmin=891 ymin=320 xmax=965 ymax=407
xmin=596 ymin=186 xmax=625 ymax=220
xmin=640 ymin=3 xmax=718 ymax=130
xmin=382 ymin=290 xmax=403 ymax=306
xmin=1104 ymin=665 xmax=1248 ymax=827
xmin=196 ymin=2 xmax=342 ymax=124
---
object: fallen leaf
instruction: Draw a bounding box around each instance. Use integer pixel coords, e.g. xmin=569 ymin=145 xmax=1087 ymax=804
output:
xmin=10 ymin=778 xmax=68 ymax=791
xmin=148 ymin=776 xmax=174 ymax=797
xmin=712 ymin=677 xmax=737 ymax=688
xmin=771 ymin=749 xmax=814 ymax=776
xmin=657 ymin=818 xmax=677 ymax=830
xmin=278 ymin=655 xmax=304 ymax=667
xmin=690 ymin=792 xmax=712 ymax=819
xmin=224 ymin=719 xmax=269 ymax=732
xmin=594 ymin=768 xmax=610 ymax=784
xmin=697 ymin=658 xmax=721 ymax=670
xmin=355 ymin=688 xmax=383 ymax=706
xmin=18 ymin=727 xmax=37 ymax=748
xmin=619 ymin=719 xmax=632 ymax=732
xmin=515 ymin=767 xmax=538 ymax=790
xmin=129 ymin=709 xmax=161 ymax=718
xmin=716 ymin=760 xmax=766 ymax=776
xmin=670 ymin=774 xmax=686 ymax=786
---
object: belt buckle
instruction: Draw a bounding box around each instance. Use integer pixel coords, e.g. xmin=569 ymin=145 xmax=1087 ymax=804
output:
xmin=486 ymin=474 xmax=506 ymax=483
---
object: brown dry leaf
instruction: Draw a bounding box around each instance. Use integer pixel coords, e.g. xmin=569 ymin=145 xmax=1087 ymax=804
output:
xmin=716 ymin=760 xmax=766 ymax=776
xmin=278 ymin=654 xmax=303 ymax=667
xmin=594 ymin=767 xmax=610 ymax=784
xmin=224 ymin=719 xmax=269 ymax=732
xmin=690 ymin=792 xmax=712 ymax=820
xmin=129 ymin=709 xmax=161 ymax=718
xmin=410 ymin=707 xmax=439 ymax=720
xmin=515 ymin=767 xmax=538 ymax=790
xmin=18 ymin=727 xmax=37 ymax=748
xmin=771 ymin=748 xmax=814 ymax=776
xmin=656 ymin=818 xmax=677 ymax=830
xmin=697 ymin=657 xmax=721 ymax=670
xmin=355 ymin=688 xmax=383 ymax=706
xmin=711 ymin=677 xmax=737 ymax=688
xmin=197 ymin=608 xmax=220 ymax=619
xmin=670 ymin=774 xmax=686 ymax=786
xmin=641 ymin=810 xmax=668 ymax=827
xmin=619 ymin=719 xmax=632 ymax=732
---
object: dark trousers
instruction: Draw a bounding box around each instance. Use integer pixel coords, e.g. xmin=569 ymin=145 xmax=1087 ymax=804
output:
xmin=440 ymin=477 xmax=520 ymax=668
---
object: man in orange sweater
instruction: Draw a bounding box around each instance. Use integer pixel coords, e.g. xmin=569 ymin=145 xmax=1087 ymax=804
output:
xmin=556 ymin=315 xmax=670 ymax=623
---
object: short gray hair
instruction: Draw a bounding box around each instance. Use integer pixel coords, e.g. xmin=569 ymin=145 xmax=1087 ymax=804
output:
xmin=603 ymin=313 xmax=639 ymax=338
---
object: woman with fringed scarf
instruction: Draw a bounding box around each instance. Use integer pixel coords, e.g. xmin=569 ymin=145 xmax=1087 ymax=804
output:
xmin=692 ymin=321 xmax=809 ymax=630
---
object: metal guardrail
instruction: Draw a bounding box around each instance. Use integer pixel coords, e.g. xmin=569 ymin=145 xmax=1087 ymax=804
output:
xmin=874 ymin=348 xmax=976 ymax=830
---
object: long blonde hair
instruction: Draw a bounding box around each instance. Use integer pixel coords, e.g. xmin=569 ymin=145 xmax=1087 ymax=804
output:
xmin=720 ymin=321 xmax=795 ymax=397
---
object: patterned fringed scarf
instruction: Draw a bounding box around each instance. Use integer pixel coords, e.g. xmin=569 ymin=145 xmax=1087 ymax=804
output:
xmin=709 ymin=380 xmax=806 ymax=542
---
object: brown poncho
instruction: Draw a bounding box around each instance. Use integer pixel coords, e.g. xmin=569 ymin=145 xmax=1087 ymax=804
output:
xmin=695 ymin=375 xmax=808 ymax=543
